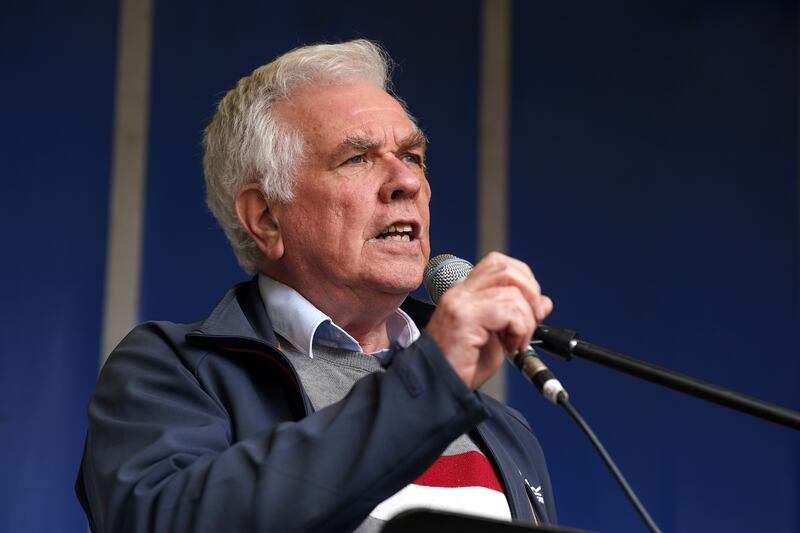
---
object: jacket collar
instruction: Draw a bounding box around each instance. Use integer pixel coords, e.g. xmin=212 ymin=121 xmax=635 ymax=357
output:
xmin=190 ymin=277 xmax=435 ymax=349
xmin=190 ymin=277 xmax=280 ymax=348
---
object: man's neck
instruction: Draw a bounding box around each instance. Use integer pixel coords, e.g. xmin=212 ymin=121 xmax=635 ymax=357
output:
xmin=263 ymin=269 xmax=405 ymax=353
xmin=328 ymin=305 xmax=394 ymax=353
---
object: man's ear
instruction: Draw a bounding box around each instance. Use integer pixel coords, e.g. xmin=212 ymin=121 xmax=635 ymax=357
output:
xmin=235 ymin=183 xmax=284 ymax=262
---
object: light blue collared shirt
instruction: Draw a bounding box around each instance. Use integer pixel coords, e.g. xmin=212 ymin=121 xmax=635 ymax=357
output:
xmin=258 ymin=275 xmax=420 ymax=358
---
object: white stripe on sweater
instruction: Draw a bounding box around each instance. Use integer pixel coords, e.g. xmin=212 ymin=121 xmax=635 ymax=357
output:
xmin=369 ymin=484 xmax=512 ymax=522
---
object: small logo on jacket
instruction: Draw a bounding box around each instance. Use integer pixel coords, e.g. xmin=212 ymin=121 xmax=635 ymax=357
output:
xmin=530 ymin=485 xmax=544 ymax=504
xmin=524 ymin=479 xmax=545 ymax=505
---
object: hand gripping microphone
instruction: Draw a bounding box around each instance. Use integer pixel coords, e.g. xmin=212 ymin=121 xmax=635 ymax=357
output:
xmin=423 ymin=254 xmax=568 ymax=404
xmin=424 ymin=254 xmax=662 ymax=533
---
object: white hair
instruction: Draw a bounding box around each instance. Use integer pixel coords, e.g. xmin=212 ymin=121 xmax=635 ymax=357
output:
xmin=203 ymin=39 xmax=392 ymax=274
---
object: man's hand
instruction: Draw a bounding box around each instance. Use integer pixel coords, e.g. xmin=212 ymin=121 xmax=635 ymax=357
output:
xmin=425 ymin=252 xmax=553 ymax=390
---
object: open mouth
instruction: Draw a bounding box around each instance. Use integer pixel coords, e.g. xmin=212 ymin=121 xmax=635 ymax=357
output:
xmin=374 ymin=222 xmax=417 ymax=242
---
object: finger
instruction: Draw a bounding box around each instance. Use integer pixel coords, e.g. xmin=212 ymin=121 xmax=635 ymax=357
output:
xmin=537 ymin=295 xmax=554 ymax=322
xmin=469 ymin=287 xmax=536 ymax=353
xmin=472 ymin=252 xmax=538 ymax=287
xmin=464 ymin=261 xmax=543 ymax=313
xmin=502 ymin=254 xmax=539 ymax=287
xmin=478 ymin=256 xmax=553 ymax=324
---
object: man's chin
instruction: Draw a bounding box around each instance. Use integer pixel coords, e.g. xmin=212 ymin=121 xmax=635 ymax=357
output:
xmin=374 ymin=279 xmax=421 ymax=296
xmin=367 ymin=272 xmax=424 ymax=297
xmin=360 ymin=254 xmax=426 ymax=297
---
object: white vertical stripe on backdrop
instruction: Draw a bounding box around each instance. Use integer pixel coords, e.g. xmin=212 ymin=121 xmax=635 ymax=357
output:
xmin=100 ymin=0 xmax=153 ymax=367
xmin=478 ymin=0 xmax=512 ymax=402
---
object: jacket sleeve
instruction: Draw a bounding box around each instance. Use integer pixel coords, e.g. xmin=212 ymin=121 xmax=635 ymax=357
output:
xmin=79 ymin=324 xmax=489 ymax=533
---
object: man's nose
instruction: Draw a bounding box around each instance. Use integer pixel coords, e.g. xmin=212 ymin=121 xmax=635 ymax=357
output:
xmin=378 ymin=155 xmax=423 ymax=203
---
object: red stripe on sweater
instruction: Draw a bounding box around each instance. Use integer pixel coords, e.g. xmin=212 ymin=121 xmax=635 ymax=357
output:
xmin=413 ymin=451 xmax=504 ymax=492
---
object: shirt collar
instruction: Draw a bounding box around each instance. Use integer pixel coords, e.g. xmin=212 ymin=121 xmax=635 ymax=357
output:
xmin=257 ymin=274 xmax=420 ymax=358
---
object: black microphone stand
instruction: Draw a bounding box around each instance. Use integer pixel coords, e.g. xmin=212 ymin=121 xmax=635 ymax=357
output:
xmin=533 ymin=325 xmax=800 ymax=431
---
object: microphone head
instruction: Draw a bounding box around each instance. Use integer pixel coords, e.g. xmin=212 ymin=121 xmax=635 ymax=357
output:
xmin=423 ymin=254 xmax=474 ymax=304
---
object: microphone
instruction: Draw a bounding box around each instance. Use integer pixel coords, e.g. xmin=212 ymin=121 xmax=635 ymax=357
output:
xmin=423 ymin=254 xmax=568 ymax=403
xmin=422 ymin=254 xmax=474 ymax=305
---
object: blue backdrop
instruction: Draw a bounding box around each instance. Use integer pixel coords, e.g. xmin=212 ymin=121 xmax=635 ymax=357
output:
xmin=0 ymin=0 xmax=117 ymax=531
xmin=507 ymin=2 xmax=799 ymax=532
xmin=2 ymin=1 xmax=797 ymax=531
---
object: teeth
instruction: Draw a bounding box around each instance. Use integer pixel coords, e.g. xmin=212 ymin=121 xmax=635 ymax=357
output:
xmin=378 ymin=223 xmax=414 ymax=238
xmin=380 ymin=223 xmax=412 ymax=233
xmin=380 ymin=234 xmax=411 ymax=242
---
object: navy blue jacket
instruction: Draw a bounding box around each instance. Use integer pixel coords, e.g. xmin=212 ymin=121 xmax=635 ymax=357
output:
xmin=76 ymin=279 xmax=556 ymax=532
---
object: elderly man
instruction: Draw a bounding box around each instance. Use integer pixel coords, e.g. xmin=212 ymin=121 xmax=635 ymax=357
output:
xmin=77 ymin=40 xmax=556 ymax=532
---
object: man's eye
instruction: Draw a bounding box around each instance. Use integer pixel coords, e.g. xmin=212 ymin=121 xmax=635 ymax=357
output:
xmin=402 ymin=153 xmax=424 ymax=166
xmin=345 ymin=155 xmax=366 ymax=165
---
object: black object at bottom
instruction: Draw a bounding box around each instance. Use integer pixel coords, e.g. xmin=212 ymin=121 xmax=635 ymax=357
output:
xmin=382 ymin=509 xmax=593 ymax=533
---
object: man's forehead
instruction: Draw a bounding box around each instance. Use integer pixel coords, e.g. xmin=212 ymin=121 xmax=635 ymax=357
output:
xmin=277 ymin=80 xmax=425 ymax=151
xmin=281 ymin=81 xmax=399 ymax=116
xmin=305 ymin=82 xmax=402 ymax=114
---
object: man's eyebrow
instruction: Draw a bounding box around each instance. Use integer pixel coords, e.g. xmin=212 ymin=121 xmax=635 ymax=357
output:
xmin=341 ymin=135 xmax=379 ymax=152
xmin=337 ymin=129 xmax=428 ymax=154
xmin=329 ymin=129 xmax=428 ymax=165
xmin=397 ymin=129 xmax=428 ymax=151
xmin=327 ymin=136 xmax=377 ymax=164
